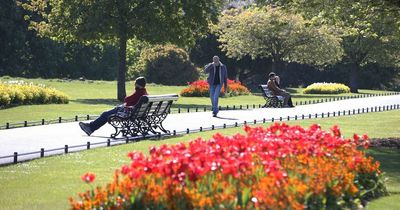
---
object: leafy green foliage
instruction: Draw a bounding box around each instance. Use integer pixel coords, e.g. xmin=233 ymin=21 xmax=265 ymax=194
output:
xmin=214 ymin=6 xmax=343 ymax=71
xmin=129 ymin=44 xmax=199 ymax=85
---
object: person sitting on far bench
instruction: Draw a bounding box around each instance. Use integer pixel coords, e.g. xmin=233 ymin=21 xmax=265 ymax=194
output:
xmin=267 ymin=72 xmax=294 ymax=107
xmin=79 ymin=77 xmax=148 ymax=136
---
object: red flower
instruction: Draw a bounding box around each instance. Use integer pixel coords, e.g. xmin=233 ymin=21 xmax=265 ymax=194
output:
xmin=81 ymin=172 xmax=96 ymax=183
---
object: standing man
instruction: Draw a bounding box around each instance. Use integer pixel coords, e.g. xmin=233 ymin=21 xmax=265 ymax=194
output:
xmin=204 ymin=56 xmax=228 ymax=117
xmin=79 ymin=77 xmax=148 ymax=136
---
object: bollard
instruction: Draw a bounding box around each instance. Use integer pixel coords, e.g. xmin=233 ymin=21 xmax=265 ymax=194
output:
xmin=41 ymin=148 xmax=44 ymax=158
xmin=302 ymin=115 xmax=304 ymax=119
xmin=59 ymin=117 xmax=62 ymax=123
xmin=204 ymin=107 xmax=206 ymax=112
xmin=87 ymin=115 xmax=90 ymax=120
xmin=240 ymin=105 xmax=242 ymax=110
xmin=315 ymin=113 xmax=318 ymax=118
xmin=87 ymin=142 xmax=90 ymax=149
xmin=24 ymin=121 xmax=27 ymax=127
xmin=126 ymin=138 xmax=129 ymax=144
xmin=200 ymin=127 xmax=203 ymax=132
xmin=233 ymin=105 xmax=236 ymax=110
xmin=6 ymin=122 xmax=9 ymax=129
xmin=186 ymin=128 xmax=189 ymax=134
xmin=75 ymin=116 xmax=78 ymax=121
xmin=235 ymin=122 xmax=238 ymax=127
xmin=226 ymin=105 xmax=229 ymax=110
xmin=244 ymin=121 xmax=247 ymax=125
xmin=42 ymin=119 xmax=45 ymax=125
xmin=224 ymin=123 xmax=227 ymax=128
xmin=187 ymin=108 xmax=190 ymax=113
xmin=178 ymin=108 xmax=181 ymax=113
xmin=65 ymin=145 xmax=68 ymax=154
xmin=309 ymin=114 xmax=311 ymax=119
xmin=321 ymin=113 xmax=324 ymax=118
xmin=253 ymin=104 xmax=255 ymax=109
xmin=14 ymin=152 xmax=18 ymax=164
xmin=338 ymin=111 xmax=340 ymax=116
xmin=295 ymin=115 xmax=298 ymax=120
xmin=253 ymin=120 xmax=256 ymax=124
xmin=287 ymin=116 xmax=290 ymax=121
xmin=196 ymin=107 xmax=198 ymax=112
xmin=212 ymin=125 xmax=215 ymax=130
xmin=173 ymin=130 xmax=176 ymax=136
xmin=246 ymin=105 xmax=249 ymax=109
xmin=327 ymin=112 xmax=330 ymax=117
xmin=107 ymin=139 xmax=111 ymax=147
xmin=333 ymin=112 xmax=336 ymax=117
xmin=272 ymin=117 xmax=275 ymax=122
xmin=263 ymin=118 xmax=266 ymax=123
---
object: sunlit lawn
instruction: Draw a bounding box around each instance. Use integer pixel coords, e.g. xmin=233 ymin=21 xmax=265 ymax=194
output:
xmin=0 ymin=77 xmax=395 ymax=125
xmin=0 ymin=110 xmax=399 ymax=209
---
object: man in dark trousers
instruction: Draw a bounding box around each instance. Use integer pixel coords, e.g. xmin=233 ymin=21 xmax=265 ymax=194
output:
xmin=79 ymin=77 xmax=148 ymax=136
xmin=204 ymin=56 xmax=228 ymax=117
xmin=267 ymin=72 xmax=294 ymax=107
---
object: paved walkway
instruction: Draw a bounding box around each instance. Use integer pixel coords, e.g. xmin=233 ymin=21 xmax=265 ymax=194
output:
xmin=0 ymin=95 xmax=399 ymax=165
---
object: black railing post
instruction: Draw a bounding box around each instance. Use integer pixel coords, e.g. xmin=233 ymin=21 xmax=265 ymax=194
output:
xmin=253 ymin=120 xmax=257 ymax=124
xmin=59 ymin=117 xmax=62 ymax=123
xmin=75 ymin=116 xmax=78 ymax=121
xmin=42 ymin=119 xmax=45 ymax=125
xmin=86 ymin=115 xmax=90 ymax=120
xmin=200 ymin=127 xmax=203 ymax=132
xmin=212 ymin=125 xmax=215 ymax=130
xmin=13 ymin=152 xmax=18 ymax=164
xmin=87 ymin=142 xmax=90 ymax=150
xmin=178 ymin=108 xmax=181 ymax=113
xmin=40 ymin=148 xmax=44 ymax=158
xmin=173 ymin=130 xmax=177 ymax=136
xmin=24 ymin=121 xmax=27 ymax=127
xmin=6 ymin=123 xmax=9 ymax=129
xmin=186 ymin=128 xmax=189 ymax=134
xmin=65 ymin=145 xmax=68 ymax=154
xmin=107 ymin=139 xmax=111 ymax=147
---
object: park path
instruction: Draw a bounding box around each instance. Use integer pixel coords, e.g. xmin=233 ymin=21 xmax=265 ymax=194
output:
xmin=0 ymin=95 xmax=399 ymax=165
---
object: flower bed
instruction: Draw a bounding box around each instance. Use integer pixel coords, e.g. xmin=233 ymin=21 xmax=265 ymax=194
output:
xmin=0 ymin=80 xmax=69 ymax=107
xmin=180 ymin=79 xmax=250 ymax=97
xmin=303 ymin=82 xmax=351 ymax=94
xmin=70 ymin=123 xmax=387 ymax=209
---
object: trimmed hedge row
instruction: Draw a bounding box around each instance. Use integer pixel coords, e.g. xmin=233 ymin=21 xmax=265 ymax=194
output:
xmin=303 ymin=82 xmax=351 ymax=94
xmin=0 ymin=81 xmax=69 ymax=107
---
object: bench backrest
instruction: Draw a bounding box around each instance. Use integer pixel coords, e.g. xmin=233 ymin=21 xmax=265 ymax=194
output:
xmin=129 ymin=94 xmax=179 ymax=120
xmin=259 ymin=85 xmax=275 ymax=97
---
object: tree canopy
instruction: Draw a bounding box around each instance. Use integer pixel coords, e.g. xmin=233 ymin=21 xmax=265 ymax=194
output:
xmin=214 ymin=6 xmax=343 ymax=73
xmin=255 ymin=0 xmax=400 ymax=92
xmin=20 ymin=0 xmax=224 ymax=100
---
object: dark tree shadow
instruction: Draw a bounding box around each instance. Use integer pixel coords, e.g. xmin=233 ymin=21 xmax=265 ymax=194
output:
xmin=74 ymin=99 xmax=121 ymax=106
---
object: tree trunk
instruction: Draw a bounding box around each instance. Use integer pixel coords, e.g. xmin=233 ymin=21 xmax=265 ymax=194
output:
xmin=349 ymin=63 xmax=359 ymax=93
xmin=117 ymin=33 xmax=127 ymax=101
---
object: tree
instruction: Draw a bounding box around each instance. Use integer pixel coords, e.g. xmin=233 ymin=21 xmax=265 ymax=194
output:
xmin=214 ymin=6 xmax=343 ymax=76
xmin=255 ymin=0 xmax=400 ymax=92
xmin=20 ymin=0 xmax=224 ymax=100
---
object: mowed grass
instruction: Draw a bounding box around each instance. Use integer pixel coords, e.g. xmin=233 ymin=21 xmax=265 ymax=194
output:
xmin=0 ymin=110 xmax=399 ymax=209
xmin=0 ymin=76 xmax=395 ymax=125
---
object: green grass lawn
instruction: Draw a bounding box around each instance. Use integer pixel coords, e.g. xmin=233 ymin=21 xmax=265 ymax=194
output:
xmin=0 ymin=76 xmax=395 ymax=125
xmin=0 ymin=110 xmax=399 ymax=209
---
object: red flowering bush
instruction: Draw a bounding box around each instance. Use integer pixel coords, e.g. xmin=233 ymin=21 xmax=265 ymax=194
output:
xmin=70 ymin=123 xmax=387 ymax=210
xmin=180 ymin=79 xmax=250 ymax=97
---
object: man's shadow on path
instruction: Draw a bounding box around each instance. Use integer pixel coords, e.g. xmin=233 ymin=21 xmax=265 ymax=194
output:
xmin=214 ymin=116 xmax=238 ymax=120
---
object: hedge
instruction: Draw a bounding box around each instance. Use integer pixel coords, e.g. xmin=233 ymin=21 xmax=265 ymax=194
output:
xmin=303 ymin=82 xmax=351 ymax=94
xmin=0 ymin=80 xmax=69 ymax=107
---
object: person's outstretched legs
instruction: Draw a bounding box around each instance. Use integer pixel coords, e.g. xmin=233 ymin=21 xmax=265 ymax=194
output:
xmin=79 ymin=107 xmax=119 ymax=136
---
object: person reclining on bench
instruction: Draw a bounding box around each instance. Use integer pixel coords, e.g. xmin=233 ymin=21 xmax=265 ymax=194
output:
xmin=267 ymin=72 xmax=294 ymax=107
xmin=79 ymin=77 xmax=148 ymax=136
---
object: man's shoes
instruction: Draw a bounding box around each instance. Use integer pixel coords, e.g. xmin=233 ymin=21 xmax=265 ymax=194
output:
xmin=212 ymin=113 xmax=217 ymax=117
xmin=79 ymin=122 xmax=93 ymax=136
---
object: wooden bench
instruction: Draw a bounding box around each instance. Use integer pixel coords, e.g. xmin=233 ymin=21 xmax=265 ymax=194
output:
xmin=107 ymin=94 xmax=179 ymax=138
xmin=259 ymin=85 xmax=284 ymax=108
